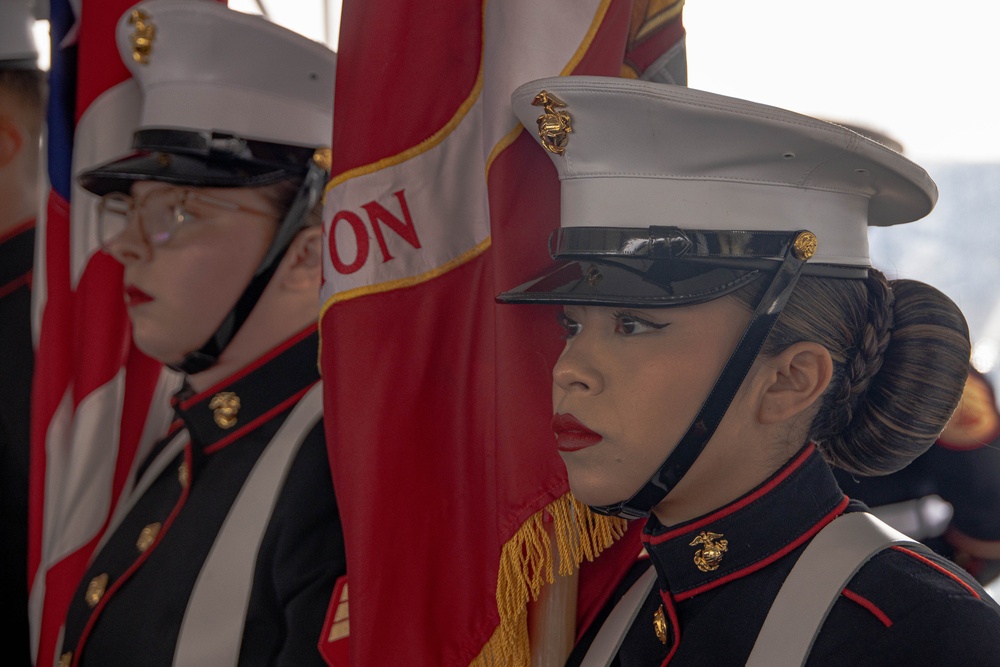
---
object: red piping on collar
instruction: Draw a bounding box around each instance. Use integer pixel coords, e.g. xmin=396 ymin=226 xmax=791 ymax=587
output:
xmin=0 ymin=270 xmax=31 ymax=300
xmin=204 ymin=382 xmax=317 ymax=455
xmin=0 ymin=217 xmax=35 ymax=244
xmin=647 ymin=443 xmax=816 ymax=546
xmin=179 ymin=323 xmax=317 ymax=410
xmin=674 ymin=495 xmax=849 ymax=602
xmin=891 ymin=545 xmax=981 ymax=599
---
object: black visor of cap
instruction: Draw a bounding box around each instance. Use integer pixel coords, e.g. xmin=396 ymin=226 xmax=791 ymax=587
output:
xmin=497 ymin=226 xmax=864 ymax=307
xmin=78 ymin=128 xmax=318 ymax=196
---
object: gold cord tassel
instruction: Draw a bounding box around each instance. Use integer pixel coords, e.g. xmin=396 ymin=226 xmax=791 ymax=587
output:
xmin=470 ymin=493 xmax=628 ymax=666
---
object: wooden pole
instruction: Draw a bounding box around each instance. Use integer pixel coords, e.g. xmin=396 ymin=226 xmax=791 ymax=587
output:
xmin=528 ymin=521 xmax=579 ymax=666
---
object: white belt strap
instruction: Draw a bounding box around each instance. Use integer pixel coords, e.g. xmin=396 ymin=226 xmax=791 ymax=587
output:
xmin=173 ymin=382 xmax=324 ymax=667
xmin=746 ymin=511 xmax=918 ymax=667
xmin=580 ymin=560 xmax=658 ymax=667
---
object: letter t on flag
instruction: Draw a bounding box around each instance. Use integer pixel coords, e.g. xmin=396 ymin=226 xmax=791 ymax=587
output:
xmin=321 ymin=0 xmax=686 ymax=664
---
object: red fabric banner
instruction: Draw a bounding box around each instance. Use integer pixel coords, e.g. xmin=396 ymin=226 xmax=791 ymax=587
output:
xmin=322 ymin=0 xmax=685 ymax=663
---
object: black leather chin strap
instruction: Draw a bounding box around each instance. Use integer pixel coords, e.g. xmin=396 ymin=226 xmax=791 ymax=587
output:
xmin=167 ymin=161 xmax=327 ymax=375
xmin=591 ymin=230 xmax=815 ymax=520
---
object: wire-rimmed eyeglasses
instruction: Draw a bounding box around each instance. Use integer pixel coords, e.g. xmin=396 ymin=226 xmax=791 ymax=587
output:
xmin=96 ymin=187 xmax=278 ymax=250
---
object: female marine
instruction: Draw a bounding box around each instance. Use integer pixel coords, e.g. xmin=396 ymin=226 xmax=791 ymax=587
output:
xmin=499 ymin=76 xmax=1000 ymax=665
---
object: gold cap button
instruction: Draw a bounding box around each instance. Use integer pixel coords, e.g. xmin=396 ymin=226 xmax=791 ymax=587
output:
xmin=85 ymin=573 xmax=109 ymax=608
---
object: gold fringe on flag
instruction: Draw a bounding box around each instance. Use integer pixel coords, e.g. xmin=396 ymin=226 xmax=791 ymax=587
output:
xmin=471 ymin=493 xmax=628 ymax=666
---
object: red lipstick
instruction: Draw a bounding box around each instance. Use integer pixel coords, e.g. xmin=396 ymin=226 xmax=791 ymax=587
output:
xmin=552 ymin=413 xmax=602 ymax=452
xmin=125 ymin=285 xmax=153 ymax=306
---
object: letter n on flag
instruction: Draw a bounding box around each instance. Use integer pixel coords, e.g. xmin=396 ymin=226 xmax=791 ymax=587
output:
xmin=28 ymin=2 xmax=188 ymax=665
xmin=321 ymin=0 xmax=685 ymax=663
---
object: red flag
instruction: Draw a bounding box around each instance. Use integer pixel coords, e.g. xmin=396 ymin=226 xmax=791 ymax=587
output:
xmin=28 ymin=3 xmax=182 ymax=664
xmin=321 ymin=0 xmax=685 ymax=663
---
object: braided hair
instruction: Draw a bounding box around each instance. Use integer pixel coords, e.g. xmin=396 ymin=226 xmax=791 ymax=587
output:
xmin=732 ymin=269 xmax=970 ymax=475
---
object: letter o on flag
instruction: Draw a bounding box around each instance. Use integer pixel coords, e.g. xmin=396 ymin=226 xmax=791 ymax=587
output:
xmin=329 ymin=210 xmax=369 ymax=274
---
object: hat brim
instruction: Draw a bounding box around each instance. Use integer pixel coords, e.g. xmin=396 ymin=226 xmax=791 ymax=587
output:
xmin=497 ymin=257 xmax=768 ymax=307
xmin=78 ymin=150 xmax=301 ymax=197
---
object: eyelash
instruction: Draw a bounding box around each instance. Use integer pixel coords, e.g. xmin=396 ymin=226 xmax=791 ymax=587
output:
xmin=556 ymin=310 xmax=668 ymax=339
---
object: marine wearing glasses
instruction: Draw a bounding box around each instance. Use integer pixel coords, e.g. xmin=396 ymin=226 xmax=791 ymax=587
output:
xmin=96 ymin=187 xmax=277 ymax=249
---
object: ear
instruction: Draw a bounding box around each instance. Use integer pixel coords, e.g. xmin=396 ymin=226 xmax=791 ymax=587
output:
xmin=0 ymin=116 xmax=25 ymax=170
xmin=756 ymin=342 xmax=833 ymax=425
xmin=276 ymin=226 xmax=323 ymax=292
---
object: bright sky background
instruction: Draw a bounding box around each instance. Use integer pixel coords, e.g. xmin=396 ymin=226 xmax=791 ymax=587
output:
xmin=45 ymin=1 xmax=994 ymax=163
xmin=682 ymin=0 xmax=1000 ymax=164
xmin=232 ymin=0 xmax=998 ymax=163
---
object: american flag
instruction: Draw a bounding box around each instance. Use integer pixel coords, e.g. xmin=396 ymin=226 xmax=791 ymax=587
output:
xmin=28 ymin=2 xmax=185 ymax=664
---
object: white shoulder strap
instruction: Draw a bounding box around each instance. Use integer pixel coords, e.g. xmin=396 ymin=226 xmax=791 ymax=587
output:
xmin=746 ymin=511 xmax=918 ymax=667
xmin=173 ymin=382 xmax=324 ymax=667
xmin=580 ymin=560 xmax=658 ymax=667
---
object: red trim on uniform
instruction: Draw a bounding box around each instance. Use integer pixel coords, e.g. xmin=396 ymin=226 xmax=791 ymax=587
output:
xmin=674 ymin=496 xmax=850 ymax=601
xmin=0 ymin=217 xmax=35 ymax=244
xmin=659 ymin=588 xmax=681 ymax=666
xmin=178 ymin=324 xmax=317 ymax=410
xmin=0 ymin=270 xmax=32 ymax=300
xmin=204 ymin=382 xmax=317 ymax=455
xmin=841 ymin=588 xmax=892 ymax=628
xmin=71 ymin=445 xmax=194 ymax=664
xmin=648 ymin=444 xmax=816 ymax=545
xmin=891 ymin=545 xmax=981 ymax=599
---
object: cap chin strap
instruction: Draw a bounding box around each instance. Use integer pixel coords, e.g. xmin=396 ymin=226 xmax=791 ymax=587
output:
xmin=590 ymin=231 xmax=815 ymax=520
xmin=167 ymin=161 xmax=327 ymax=375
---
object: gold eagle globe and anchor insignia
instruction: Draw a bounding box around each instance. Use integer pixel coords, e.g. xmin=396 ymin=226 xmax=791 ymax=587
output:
xmin=128 ymin=9 xmax=156 ymax=65
xmin=532 ymin=90 xmax=573 ymax=155
xmin=689 ymin=531 xmax=728 ymax=572
xmin=210 ymin=391 xmax=241 ymax=429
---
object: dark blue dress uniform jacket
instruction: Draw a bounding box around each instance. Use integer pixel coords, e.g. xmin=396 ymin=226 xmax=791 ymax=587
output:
xmin=568 ymin=443 xmax=1000 ymax=666
xmin=0 ymin=220 xmax=35 ymax=667
xmin=59 ymin=328 xmax=345 ymax=666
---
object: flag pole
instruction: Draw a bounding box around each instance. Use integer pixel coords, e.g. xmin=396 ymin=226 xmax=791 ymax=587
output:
xmin=528 ymin=521 xmax=579 ymax=665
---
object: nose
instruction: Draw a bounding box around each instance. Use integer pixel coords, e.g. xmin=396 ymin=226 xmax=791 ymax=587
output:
xmin=552 ymin=337 xmax=604 ymax=396
xmin=105 ymin=217 xmax=151 ymax=265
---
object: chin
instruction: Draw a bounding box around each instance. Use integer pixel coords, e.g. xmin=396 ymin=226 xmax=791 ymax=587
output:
xmin=564 ymin=464 xmax=643 ymax=509
xmin=131 ymin=334 xmax=193 ymax=367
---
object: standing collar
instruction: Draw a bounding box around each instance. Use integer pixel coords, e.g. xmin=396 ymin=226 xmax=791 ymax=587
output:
xmin=171 ymin=325 xmax=319 ymax=453
xmin=641 ymin=443 xmax=848 ymax=601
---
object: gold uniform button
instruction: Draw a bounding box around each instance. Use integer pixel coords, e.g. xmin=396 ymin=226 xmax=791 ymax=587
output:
xmin=85 ymin=573 xmax=109 ymax=608
xmin=653 ymin=605 xmax=668 ymax=644
xmin=178 ymin=460 xmax=190 ymax=488
xmin=137 ymin=522 xmax=162 ymax=553
xmin=58 ymin=652 xmax=72 ymax=667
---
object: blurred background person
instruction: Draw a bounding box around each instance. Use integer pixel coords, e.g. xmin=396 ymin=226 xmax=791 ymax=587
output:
xmin=0 ymin=0 xmax=45 ymax=664
xmin=51 ymin=3 xmax=346 ymax=665
xmin=829 ymin=122 xmax=1000 ymax=589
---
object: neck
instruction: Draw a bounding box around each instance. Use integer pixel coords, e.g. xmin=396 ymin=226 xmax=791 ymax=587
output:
xmin=650 ymin=421 xmax=803 ymax=526
xmin=184 ymin=281 xmax=318 ymax=393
